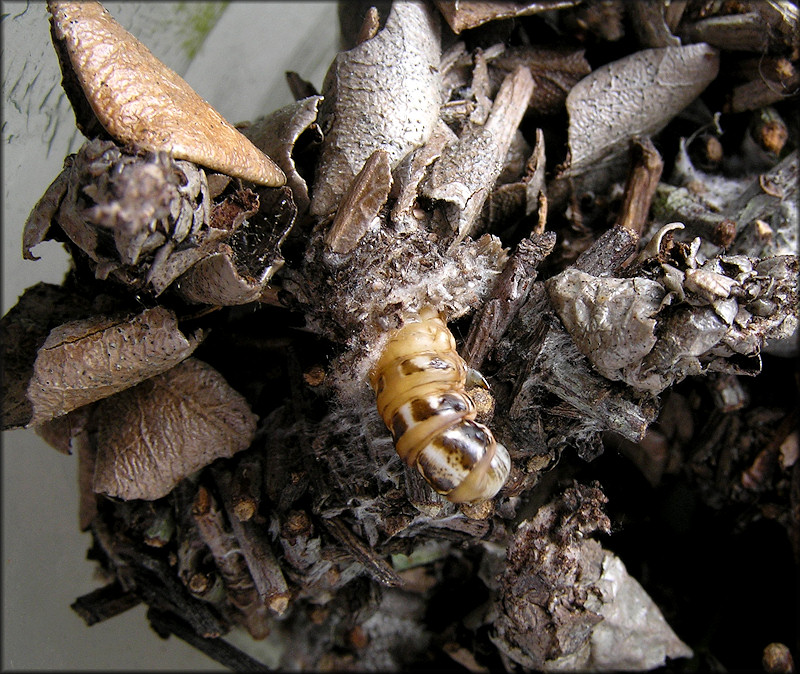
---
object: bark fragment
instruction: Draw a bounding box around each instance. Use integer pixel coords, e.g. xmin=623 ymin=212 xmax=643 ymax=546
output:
xmin=435 ymin=0 xmax=581 ymax=34
xmin=422 ymin=66 xmax=535 ymax=241
xmin=324 ymin=149 xmax=392 ymax=255
xmin=310 ymin=1 xmax=441 ymax=217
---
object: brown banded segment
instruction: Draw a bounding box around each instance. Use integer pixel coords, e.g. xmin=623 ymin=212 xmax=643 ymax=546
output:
xmin=375 ymin=358 xmax=465 ymax=421
xmin=370 ymin=309 xmax=509 ymax=502
xmin=394 ymin=392 xmax=476 ymax=465
xmin=412 ymin=392 xmax=470 ymax=421
xmin=400 ymin=354 xmax=450 ymax=375
xmin=399 ymin=354 xmax=457 ymax=375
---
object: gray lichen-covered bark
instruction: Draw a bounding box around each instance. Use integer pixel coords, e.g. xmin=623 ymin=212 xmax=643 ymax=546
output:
xmin=309 ymin=1 xmax=442 ymax=217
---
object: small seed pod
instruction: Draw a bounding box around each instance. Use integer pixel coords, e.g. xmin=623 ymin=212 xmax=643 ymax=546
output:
xmin=369 ymin=308 xmax=510 ymax=503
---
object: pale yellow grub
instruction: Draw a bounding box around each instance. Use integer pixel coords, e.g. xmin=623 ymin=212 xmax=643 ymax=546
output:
xmin=48 ymin=1 xmax=286 ymax=187
xmin=370 ymin=309 xmax=510 ymax=503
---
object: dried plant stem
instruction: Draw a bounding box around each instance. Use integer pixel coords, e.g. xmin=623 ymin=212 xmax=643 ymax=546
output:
xmin=615 ymin=136 xmax=664 ymax=234
xmin=229 ymin=454 xmax=264 ymax=523
xmin=211 ymin=467 xmax=292 ymax=615
xmin=192 ymin=484 xmax=271 ymax=639
xmin=321 ymin=517 xmax=402 ymax=587
xmin=463 ymin=231 xmax=557 ymax=369
xmin=147 ymin=607 xmax=271 ymax=672
xmin=71 ymin=581 xmax=142 ymax=626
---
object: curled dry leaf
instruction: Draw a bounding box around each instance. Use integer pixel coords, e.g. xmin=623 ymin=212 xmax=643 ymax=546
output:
xmin=174 ymin=186 xmax=297 ymax=305
xmin=476 ymin=125 xmax=548 ymax=236
xmin=48 ymin=1 xmax=285 ymax=187
xmin=546 ymin=269 xmax=665 ymax=381
xmin=435 ymin=0 xmax=581 ymax=34
xmin=498 ymin=226 xmax=655 ymax=447
xmin=92 ymin=358 xmax=258 ymax=501
xmin=310 ymin=1 xmax=441 ymax=217
xmin=26 ymin=305 xmax=203 ymax=428
xmin=547 ymin=228 xmax=800 ymax=394
xmin=239 ymin=96 xmax=324 ymax=218
xmin=391 ymin=119 xmax=458 ymax=232
xmin=564 ymin=44 xmax=719 ymax=177
xmin=1 ymin=283 xmax=93 ymax=430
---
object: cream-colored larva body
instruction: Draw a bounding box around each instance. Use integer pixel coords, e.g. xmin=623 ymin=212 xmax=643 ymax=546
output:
xmin=369 ymin=308 xmax=511 ymax=503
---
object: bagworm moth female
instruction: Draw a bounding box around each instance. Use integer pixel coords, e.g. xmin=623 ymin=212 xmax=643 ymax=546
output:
xmin=370 ymin=307 xmax=510 ymax=503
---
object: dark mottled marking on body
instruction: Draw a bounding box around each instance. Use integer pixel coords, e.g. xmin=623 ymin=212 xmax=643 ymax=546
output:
xmin=390 ymin=411 xmax=408 ymax=441
xmin=410 ymin=397 xmax=436 ymax=421
xmin=436 ymin=421 xmax=489 ymax=469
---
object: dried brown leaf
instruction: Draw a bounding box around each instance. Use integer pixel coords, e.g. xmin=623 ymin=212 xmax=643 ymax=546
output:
xmin=27 ymin=305 xmax=203 ymax=427
xmin=22 ymin=168 xmax=71 ymax=261
xmin=25 ymin=140 xmax=214 ymax=293
xmin=1 ymin=284 xmax=93 ymax=430
xmin=48 ymin=1 xmax=285 ymax=186
xmin=25 ymin=138 xmax=284 ymax=298
xmin=310 ymin=1 xmax=441 ymax=217
xmin=564 ymin=44 xmax=719 ymax=177
xmin=92 ymin=358 xmax=258 ymax=501
xmin=435 ymin=0 xmax=580 ymax=34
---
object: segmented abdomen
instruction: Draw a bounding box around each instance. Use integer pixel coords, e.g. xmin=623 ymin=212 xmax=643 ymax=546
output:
xmin=369 ymin=308 xmax=510 ymax=503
